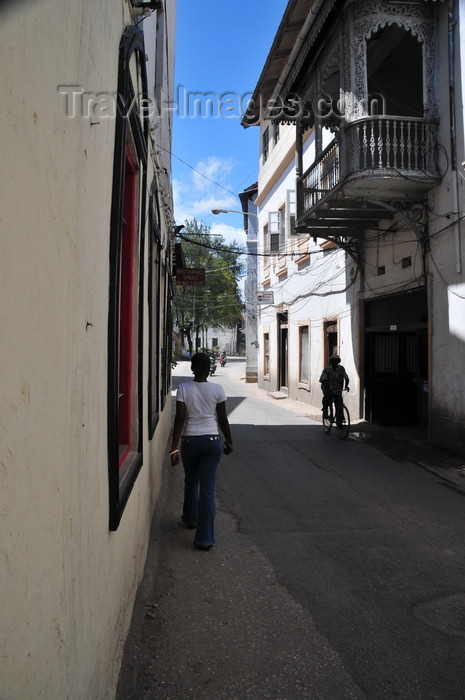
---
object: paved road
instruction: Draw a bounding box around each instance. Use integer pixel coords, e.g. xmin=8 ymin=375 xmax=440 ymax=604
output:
xmin=117 ymin=357 xmax=465 ymax=700
xmin=213 ymin=358 xmax=465 ymax=698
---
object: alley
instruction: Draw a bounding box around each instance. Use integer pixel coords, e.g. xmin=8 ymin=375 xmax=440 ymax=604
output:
xmin=117 ymin=358 xmax=465 ymax=700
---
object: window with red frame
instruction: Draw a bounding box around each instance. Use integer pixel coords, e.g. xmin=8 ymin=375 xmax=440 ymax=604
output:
xmin=108 ymin=25 xmax=148 ymax=530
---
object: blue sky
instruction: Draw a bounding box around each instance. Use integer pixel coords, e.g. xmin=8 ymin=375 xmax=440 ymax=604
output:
xmin=171 ymin=0 xmax=288 ymax=245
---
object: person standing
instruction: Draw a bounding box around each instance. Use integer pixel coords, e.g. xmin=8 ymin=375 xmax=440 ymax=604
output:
xmin=319 ymin=354 xmax=350 ymax=429
xmin=169 ymin=353 xmax=233 ymax=551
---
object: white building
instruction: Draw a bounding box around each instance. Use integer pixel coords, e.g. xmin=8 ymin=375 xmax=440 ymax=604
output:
xmin=243 ymin=0 xmax=465 ymax=456
xmin=0 ymin=2 xmax=176 ymax=698
xmin=239 ymin=183 xmax=260 ymax=382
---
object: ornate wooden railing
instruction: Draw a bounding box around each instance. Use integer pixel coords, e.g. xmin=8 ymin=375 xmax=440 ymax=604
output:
xmin=300 ymin=141 xmax=340 ymax=211
xmin=297 ymin=117 xmax=440 ymax=219
xmin=346 ymin=116 xmax=440 ymax=173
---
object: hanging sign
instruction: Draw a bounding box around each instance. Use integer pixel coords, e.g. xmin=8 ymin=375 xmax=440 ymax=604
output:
xmin=257 ymin=290 xmax=274 ymax=304
xmin=175 ymin=268 xmax=205 ymax=286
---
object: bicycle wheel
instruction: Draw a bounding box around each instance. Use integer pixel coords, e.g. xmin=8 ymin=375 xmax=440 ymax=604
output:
xmin=323 ymin=413 xmax=332 ymax=433
xmin=337 ymin=404 xmax=350 ymax=439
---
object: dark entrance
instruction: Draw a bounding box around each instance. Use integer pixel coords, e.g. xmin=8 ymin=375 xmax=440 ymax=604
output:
xmin=278 ymin=312 xmax=288 ymax=391
xmin=365 ymin=289 xmax=428 ymax=428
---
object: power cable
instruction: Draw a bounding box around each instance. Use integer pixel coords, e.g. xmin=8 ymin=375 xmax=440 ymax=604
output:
xmin=178 ymin=232 xmax=324 ymax=259
xmin=155 ymin=143 xmax=240 ymax=197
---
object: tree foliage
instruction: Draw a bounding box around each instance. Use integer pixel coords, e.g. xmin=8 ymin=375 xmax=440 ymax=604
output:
xmin=173 ymin=218 xmax=245 ymax=353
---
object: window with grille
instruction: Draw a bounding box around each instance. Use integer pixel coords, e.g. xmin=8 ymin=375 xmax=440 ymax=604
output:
xmin=268 ymin=190 xmax=295 ymax=253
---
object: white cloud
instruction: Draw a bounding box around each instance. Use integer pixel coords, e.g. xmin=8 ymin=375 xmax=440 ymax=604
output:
xmin=191 ymin=196 xmax=237 ymax=217
xmin=191 ymin=156 xmax=235 ymax=191
xmin=210 ymin=221 xmax=246 ymax=247
xmin=173 ymin=155 xmax=243 ymax=228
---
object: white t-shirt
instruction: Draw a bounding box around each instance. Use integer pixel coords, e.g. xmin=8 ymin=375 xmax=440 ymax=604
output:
xmin=177 ymin=380 xmax=227 ymax=435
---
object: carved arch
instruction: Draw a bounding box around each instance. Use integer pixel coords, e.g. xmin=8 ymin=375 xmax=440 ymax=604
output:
xmin=347 ymin=1 xmax=437 ymax=120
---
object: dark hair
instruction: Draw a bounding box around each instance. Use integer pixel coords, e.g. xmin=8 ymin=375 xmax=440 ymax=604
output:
xmin=191 ymin=352 xmax=210 ymax=376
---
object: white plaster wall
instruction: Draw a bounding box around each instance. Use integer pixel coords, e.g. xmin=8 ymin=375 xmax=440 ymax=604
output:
xmin=209 ymin=326 xmax=239 ymax=354
xmin=285 ymin=246 xmax=358 ymax=409
xmin=425 ymin=1 xmax=465 ymax=455
xmin=363 ymin=221 xmax=424 ymax=295
xmin=245 ymin=208 xmax=259 ymax=379
xmin=0 ymin=2 xmax=174 ymax=698
xmin=428 ymin=172 xmax=465 ymax=452
xmin=256 ymin=127 xmax=358 ymax=412
xmin=258 ymin=122 xmax=294 ymax=186
xmin=145 ymin=1 xmax=176 ymax=182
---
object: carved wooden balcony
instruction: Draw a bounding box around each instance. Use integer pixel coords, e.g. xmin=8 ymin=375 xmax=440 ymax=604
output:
xmin=296 ymin=116 xmax=441 ymax=238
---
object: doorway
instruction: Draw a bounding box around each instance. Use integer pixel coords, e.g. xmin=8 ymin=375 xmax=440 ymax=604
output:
xmin=364 ymin=290 xmax=428 ymax=428
xmin=278 ymin=312 xmax=288 ymax=391
xmin=367 ymin=24 xmax=423 ymax=118
xmin=365 ymin=332 xmax=428 ymax=426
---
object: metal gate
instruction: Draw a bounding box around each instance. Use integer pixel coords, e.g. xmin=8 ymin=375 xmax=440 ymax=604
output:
xmin=365 ymin=290 xmax=428 ymax=427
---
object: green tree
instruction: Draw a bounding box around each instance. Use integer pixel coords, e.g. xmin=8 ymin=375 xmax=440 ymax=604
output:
xmin=173 ymin=218 xmax=244 ymax=354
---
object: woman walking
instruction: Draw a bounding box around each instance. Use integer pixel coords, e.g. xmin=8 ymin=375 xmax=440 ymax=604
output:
xmin=169 ymin=353 xmax=233 ymax=551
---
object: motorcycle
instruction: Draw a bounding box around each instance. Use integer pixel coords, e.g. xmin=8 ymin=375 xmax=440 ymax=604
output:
xmin=219 ymin=355 xmax=227 ymax=367
xmin=209 ymin=355 xmax=217 ymax=375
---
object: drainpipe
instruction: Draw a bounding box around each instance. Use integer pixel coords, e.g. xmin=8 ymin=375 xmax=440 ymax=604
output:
xmin=449 ymin=0 xmax=462 ymax=273
xmin=269 ymin=0 xmax=329 ymax=108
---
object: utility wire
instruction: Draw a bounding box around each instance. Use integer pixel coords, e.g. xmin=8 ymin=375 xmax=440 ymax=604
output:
xmin=156 ymin=143 xmax=239 ymax=197
xmin=178 ymin=232 xmax=322 ymax=259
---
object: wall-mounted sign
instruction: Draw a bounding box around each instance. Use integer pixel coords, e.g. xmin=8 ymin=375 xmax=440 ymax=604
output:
xmin=257 ymin=290 xmax=274 ymax=304
xmin=175 ymin=268 xmax=205 ymax=286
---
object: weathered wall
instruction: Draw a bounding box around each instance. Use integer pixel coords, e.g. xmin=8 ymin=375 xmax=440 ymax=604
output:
xmin=0 ymin=1 xmax=174 ymax=698
xmin=256 ymin=125 xmax=359 ymax=415
xmin=426 ymin=2 xmax=465 ymax=457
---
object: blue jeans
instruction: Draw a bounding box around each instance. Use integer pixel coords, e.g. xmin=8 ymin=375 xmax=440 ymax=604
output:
xmin=180 ymin=435 xmax=223 ymax=547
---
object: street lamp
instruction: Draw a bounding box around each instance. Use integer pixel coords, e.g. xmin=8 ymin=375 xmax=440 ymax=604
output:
xmin=211 ymin=208 xmax=259 ymax=218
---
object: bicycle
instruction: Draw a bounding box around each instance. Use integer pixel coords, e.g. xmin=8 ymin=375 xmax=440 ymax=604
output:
xmin=322 ymin=389 xmax=350 ymax=440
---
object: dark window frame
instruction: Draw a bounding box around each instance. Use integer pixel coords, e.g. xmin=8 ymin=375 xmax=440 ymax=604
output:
xmin=273 ymin=121 xmax=279 ymax=145
xmin=262 ymin=126 xmax=269 ymax=162
xmin=299 ymin=324 xmax=310 ymax=384
xmin=148 ymin=186 xmax=162 ymax=438
xmin=108 ymin=26 xmax=149 ymax=531
xmin=118 ymin=145 xmax=139 ymax=462
xmin=160 ymin=249 xmax=172 ymax=409
xmin=263 ymin=332 xmax=270 ymax=376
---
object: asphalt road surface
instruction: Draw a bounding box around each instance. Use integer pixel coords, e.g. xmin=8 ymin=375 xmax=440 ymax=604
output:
xmin=117 ymin=357 xmax=465 ymax=700
xmin=210 ymin=357 xmax=465 ymax=699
